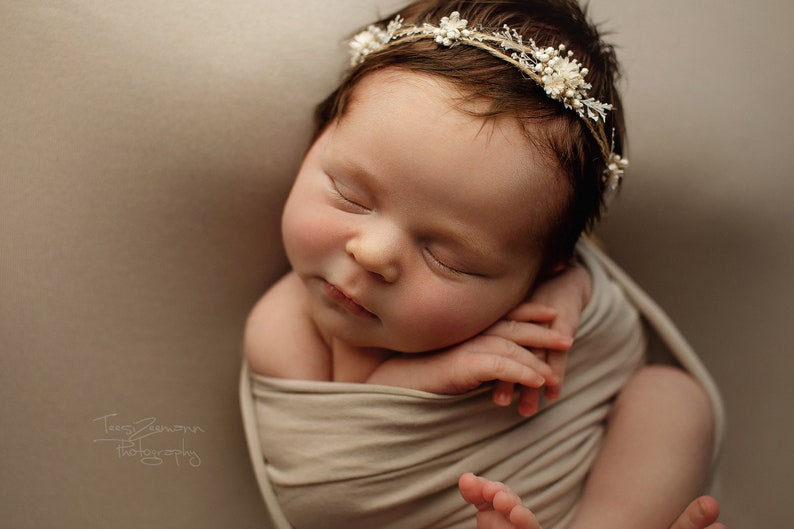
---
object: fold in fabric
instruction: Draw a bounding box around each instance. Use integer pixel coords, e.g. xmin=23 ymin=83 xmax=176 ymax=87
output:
xmin=239 ymin=239 xmax=724 ymax=529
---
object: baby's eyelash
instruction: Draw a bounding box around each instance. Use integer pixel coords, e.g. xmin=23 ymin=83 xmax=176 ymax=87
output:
xmin=424 ymin=248 xmax=469 ymax=276
xmin=329 ymin=180 xmax=369 ymax=211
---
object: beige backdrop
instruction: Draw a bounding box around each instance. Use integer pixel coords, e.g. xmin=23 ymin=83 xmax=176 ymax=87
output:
xmin=1 ymin=0 xmax=791 ymax=528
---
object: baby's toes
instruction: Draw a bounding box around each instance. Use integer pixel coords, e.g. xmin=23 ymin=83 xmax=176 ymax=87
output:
xmin=670 ymin=496 xmax=721 ymax=529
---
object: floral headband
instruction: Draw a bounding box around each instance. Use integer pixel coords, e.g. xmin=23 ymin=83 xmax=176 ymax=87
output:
xmin=349 ymin=12 xmax=628 ymax=191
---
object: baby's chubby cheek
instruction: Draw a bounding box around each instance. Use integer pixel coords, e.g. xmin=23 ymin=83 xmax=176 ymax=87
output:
xmin=393 ymin=296 xmax=500 ymax=351
xmin=284 ymin=219 xmax=329 ymax=259
xmin=281 ymin=205 xmax=336 ymax=266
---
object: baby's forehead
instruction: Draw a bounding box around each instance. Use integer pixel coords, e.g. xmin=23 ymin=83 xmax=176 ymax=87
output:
xmin=347 ymin=68 xmax=496 ymax=119
xmin=344 ymin=69 xmax=460 ymax=115
xmin=353 ymin=69 xmax=560 ymax=147
xmin=336 ymin=67 xmax=567 ymax=185
xmin=338 ymin=71 xmax=530 ymax=155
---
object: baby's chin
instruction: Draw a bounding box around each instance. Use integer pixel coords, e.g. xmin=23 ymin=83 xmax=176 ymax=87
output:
xmin=379 ymin=329 xmax=481 ymax=355
xmin=326 ymin=315 xmax=483 ymax=354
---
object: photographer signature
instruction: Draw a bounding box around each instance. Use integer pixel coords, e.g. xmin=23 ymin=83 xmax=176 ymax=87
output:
xmin=92 ymin=413 xmax=204 ymax=467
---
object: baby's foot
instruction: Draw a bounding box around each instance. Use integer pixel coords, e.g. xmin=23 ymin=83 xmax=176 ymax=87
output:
xmin=458 ymin=473 xmax=540 ymax=529
xmin=669 ymin=496 xmax=726 ymax=529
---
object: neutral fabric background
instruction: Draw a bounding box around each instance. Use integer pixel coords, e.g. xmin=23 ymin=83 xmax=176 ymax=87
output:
xmin=1 ymin=0 xmax=791 ymax=527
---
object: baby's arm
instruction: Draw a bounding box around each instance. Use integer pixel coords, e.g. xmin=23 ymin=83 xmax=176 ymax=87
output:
xmin=244 ymin=272 xmax=332 ymax=380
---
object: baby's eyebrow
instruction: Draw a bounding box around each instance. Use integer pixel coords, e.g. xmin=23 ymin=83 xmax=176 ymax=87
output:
xmin=436 ymin=228 xmax=504 ymax=267
xmin=323 ymin=151 xmax=378 ymax=188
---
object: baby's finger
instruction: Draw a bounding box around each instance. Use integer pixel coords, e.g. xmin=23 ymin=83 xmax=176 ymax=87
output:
xmin=463 ymin=335 xmax=556 ymax=387
xmin=544 ymin=349 xmax=569 ymax=401
xmin=517 ymin=386 xmax=541 ymax=417
xmin=485 ymin=320 xmax=573 ymax=351
xmin=489 ymin=360 xmax=547 ymax=389
xmin=547 ymin=304 xmax=579 ymax=339
xmin=468 ymin=355 xmax=548 ymax=390
xmin=492 ymin=380 xmax=515 ymax=407
xmin=504 ymin=302 xmax=557 ymax=323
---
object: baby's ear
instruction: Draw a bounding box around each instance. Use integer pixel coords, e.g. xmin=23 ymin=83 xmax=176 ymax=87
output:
xmin=538 ymin=259 xmax=572 ymax=280
xmin=542 ymin=260 xmax=570 ymax=278
xmin=546 ymin=261 xmax=571 ymax=276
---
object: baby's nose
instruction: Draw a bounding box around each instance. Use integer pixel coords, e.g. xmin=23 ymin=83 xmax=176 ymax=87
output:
xmin=345 ymin=225 xmax=402 ymax=282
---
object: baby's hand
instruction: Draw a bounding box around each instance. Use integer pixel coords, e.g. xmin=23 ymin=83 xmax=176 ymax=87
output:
xmin=484 ymin=263 xmax=591 ymax=416
xmin=366 ymin=322 xmax=561 ymax=396
xmin=484 ymin=302 xmax=574 ymax=416
xmin=528 ymin=263 xmax=591 ymax=400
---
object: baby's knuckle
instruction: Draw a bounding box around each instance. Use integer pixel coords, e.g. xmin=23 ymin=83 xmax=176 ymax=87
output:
xmin=488 ymin=353 xmax=510 ymax=373
xmin=502 ymin=319 xmax=521 ymax=334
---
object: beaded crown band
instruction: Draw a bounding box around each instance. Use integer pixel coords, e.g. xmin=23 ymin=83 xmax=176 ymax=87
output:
xmin=349 ymin=12 xmax=628 ymax=191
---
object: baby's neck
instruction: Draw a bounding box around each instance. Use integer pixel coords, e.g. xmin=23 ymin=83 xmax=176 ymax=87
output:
xmin=329 ymin=340 xmax=394 ymax=383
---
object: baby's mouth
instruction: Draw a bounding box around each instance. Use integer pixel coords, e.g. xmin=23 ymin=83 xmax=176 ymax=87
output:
xmin=323 ymin=281 xmax=377 ymax=319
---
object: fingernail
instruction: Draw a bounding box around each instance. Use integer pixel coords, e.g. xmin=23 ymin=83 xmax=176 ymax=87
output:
xmin=496 ymin=390 xmax=512 ymax=405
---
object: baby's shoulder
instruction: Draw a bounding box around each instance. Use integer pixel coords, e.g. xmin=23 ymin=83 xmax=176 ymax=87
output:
xmin=243 ymin=272 xmax=330 ymax=379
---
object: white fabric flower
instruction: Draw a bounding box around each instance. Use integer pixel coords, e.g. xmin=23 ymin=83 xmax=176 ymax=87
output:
xmin=604 ymin=153 xmax=629 ymax=190
xmin=433 ymin=11 xmax=469 ymax=46
xmin=349 ymin=25 xmax=390 ymax=65
xmin=555 ymin=57 xmax=584 ymax=87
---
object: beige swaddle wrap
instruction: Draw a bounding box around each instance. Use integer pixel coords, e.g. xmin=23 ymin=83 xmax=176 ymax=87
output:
xmin=240 ymin=240 xmax=724 ymax=529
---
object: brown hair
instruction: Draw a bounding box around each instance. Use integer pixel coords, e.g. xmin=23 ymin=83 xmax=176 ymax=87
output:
xmin=315 ymin=0 xmax=625 ymax=263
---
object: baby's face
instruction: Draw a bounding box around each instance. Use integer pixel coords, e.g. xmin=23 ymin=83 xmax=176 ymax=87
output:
xmin=282 ymin=69 xmax=566 ymax=353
